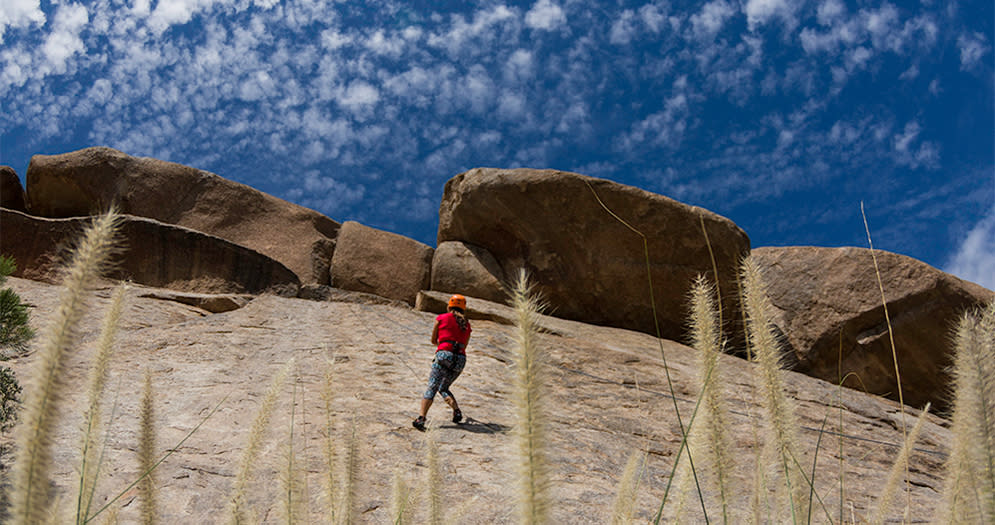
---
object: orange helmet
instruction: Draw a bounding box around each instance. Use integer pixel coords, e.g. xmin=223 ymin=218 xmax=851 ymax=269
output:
xmin=447 ymin=294 xmax=467 ymax=310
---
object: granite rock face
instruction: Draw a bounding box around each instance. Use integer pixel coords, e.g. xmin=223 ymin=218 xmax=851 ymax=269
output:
xmin=1 ymin=165 xmax=26 ymax=212
xmin=330 ymin=220 xmax=434 ymax=305
xmin=0 ymin=209 xmax=299 ymax=295
xmin=25 ymin=147 xmax=340 ymax=284
xmin=752 ymin=246 xmax=994 ymax=410
xmin=1 ymin=276 xmax=951 ymax=523
xmin=430 ymin=241 xmax=508 ymax=304
xmin=438 ymin=168 xmax=751 ymax=341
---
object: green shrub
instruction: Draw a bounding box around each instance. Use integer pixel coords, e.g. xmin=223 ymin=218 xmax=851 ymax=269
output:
xmin=0 ymin=366 xmax=20 ymax=432
xmin=0 ymin=255 xmax=34 ymax=357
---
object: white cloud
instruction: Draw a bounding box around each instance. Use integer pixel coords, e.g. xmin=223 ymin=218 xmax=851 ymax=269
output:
xmin=744 ymin=0 xmax=794 ymax=30
xmin=893 ymin=121 xmax=940 ymax=169
xmin=616 ymin=92 xmax=690 ymax=153
xmin=610 ymin=10 xmax=637 ymax=45
xmin=429 ymin=5 xmax=516 ymax=55
xmin=503 ymin=49 xmax=534 ymax=83
xmin=460 ymin=66 xmax=495 ymax=114
xmin=690 ymin=0 xmax=735 ymax=40
xmin=525 ymin=0 xmax=565 ymax=31
xmin=816 ymin=0 xmax=846 ymax=25
xmin=497 ymin=90 xmax=526 ymax=119
xmin=41 ymin=3 xmax=89 ymax=75
xmin=957 ymin=32 xmax=989 ymax=71
xmin=639 ymin=4 xmax=668 ymax=33
xmin=945 ymin=207 xmax=995 ymax=290
xmin=365 ymin=29 xmax=405 ymax=56
xmin=0 ymin=0 xmax=45 ymax=43
xmin=338 ymin=81 xmax=380 ymax=114
xmin=148 ymin=0 xmax=222 ymax=33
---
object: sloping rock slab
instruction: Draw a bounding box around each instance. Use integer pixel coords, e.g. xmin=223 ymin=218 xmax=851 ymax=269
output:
xmin=137 ymin=289 xmax=254 ymax=313
xmin=0 ymin=275 xmax=952 ymax=523
xmin=25 ymin=147 xmax=340 ymax=284
xmin=753 ymin=246 xmax=994 ymax=411
xmin=0 ymin=209 xmax=299 ymax=296
xmin=1 ymin=165 xmax=27 ymax=212
xmin=330 ymin=221 xmax=433 ymax=305
xmin=431 ymin=241 xmax=508 ymax=304
xmin=438 ymin=168 xmax=750 ymax=341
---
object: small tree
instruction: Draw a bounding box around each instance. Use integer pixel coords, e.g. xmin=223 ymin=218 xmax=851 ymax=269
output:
xmin=0 ymin=255 xmax=34 ymax=355
xmin=0 ymin=255 xmax=31 ymax=432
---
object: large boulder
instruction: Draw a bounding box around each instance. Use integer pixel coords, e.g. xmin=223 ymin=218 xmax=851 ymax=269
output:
xmin=0 ymin=208 xmax=299 ymax=295
xmin=25 ymin=147 xmax=340 ymax=284
xmin=437 ymin=168 xmax=750 ymax=340
xmin=431 ymin=241 xmax=508 ymax=303
xmin=330 ymin=221 xmax=433 ymax=305
xmin=752 ymin=246 xmax=994 ymax=411
xmin=1 ymin=165 xmax=27 ymax=212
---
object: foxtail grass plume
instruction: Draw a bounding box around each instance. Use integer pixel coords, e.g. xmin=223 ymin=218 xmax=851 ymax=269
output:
xmin=9 ymin=210 xmax=122 ymax=525
xmin=337 ymin=415 xmax=360 ymax=525
xmin=228 ymin=358 xmax=295 ymax=525
xmin=611 ymin=449 xmax=645 ymax=525
xmin=425 ymin=426 xmax=443 ymax=525
xmin=139 ymin=368 xmax=158 ymax=525
xmin=870 ymin=403 xmax=930 ymax=525
xmin=937 ymin=301 xmax=995 ymax=524
xmin=687 ymin=275 xmax=736 ymax=523
xmin=77 ymin=282 xmax=128 ymax=524
xmin=740 ymin=256 xmax=808 ymax=522
xmin=510 ymin=268 xmax=552 ymax=525
xmin=390 ymin=468 xmax=413 ymax=525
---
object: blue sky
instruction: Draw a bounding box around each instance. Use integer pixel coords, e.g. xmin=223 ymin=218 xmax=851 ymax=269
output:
xmin=1 ymin=0 xmax=993 ymax=289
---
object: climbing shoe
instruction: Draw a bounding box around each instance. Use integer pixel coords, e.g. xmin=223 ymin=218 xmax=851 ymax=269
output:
xmin=452 ymin=408 xmax=463 ymax=424
xmin=412 ymin=416 xmax=426 ymax=431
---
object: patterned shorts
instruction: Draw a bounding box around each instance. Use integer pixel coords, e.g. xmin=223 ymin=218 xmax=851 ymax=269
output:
xmin=423 ymin=350 xmax=466 ymax=400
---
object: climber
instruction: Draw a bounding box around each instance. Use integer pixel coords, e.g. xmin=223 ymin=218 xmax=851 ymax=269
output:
xmin=413 ymin=294 xmax=471 ymax=430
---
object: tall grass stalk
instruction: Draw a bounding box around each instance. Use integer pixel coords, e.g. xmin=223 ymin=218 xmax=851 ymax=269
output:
xmin=228 ymin=358 xmax=294 ymax=524
xmin=510 ymin=269 xmax=552 ymax=525
xmin=138 ymin=369 xmax=157 ymax=525
xmin=861 ymin=203 xmax=912 ymax=514
xmin=76 ymin=283 xmax=128 ymax=524
xmin=870 ymin=403 xmax=930 ymax=525
xmin=322 ymin=359 xmax=338 ymax=522
xmin=584 ymin=182 xmax=706 ymax=524
xmin=611 ymin=449 xmax=646 ymax=525
xmin=280 ymin=376 xmax=302 ymax=524
xmin=937 ymin=302 xmax=995 ymax=523
xmin=9 ymin=210 xmax=121 ymax=525
xmin=740 ymin=256 xmax=808 ymax=522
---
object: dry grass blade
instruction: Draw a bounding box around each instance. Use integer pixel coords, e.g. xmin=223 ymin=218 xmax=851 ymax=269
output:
xmin=9 ymin=210 xmax=121 ymax=525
